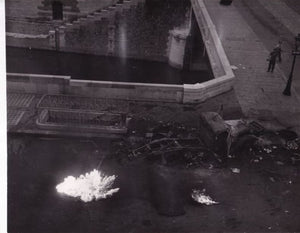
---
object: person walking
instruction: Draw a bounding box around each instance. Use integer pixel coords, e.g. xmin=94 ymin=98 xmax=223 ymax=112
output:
xmin=274 ymin=41 xmax=282 ymax=62
xmin=267 ymin=50 xmax=277 ymax=73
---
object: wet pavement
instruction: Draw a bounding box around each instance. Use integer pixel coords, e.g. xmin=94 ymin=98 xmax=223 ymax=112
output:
xmin=6 ymin=47 xmax=211 ymax=84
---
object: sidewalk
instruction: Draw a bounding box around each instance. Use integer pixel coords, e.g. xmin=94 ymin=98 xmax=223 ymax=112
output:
xmin=203 ymin=0 xmax=300 ymax=129
xmin=258 ymin=0 xmax=300 ymax=35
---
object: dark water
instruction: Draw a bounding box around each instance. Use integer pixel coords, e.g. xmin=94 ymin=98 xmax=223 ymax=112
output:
xmin=8 ymin=136 xmax=194 ymax=233
xmin=6 ymin=46 xmax=211 ymax=84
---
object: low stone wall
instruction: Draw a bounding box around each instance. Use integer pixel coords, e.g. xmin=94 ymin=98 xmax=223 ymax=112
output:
xmin=185 ymin=0 xmax=235 ymax=103
xmin=7 ymin=73 xmax=70 ymax=94
xmin=183 ymin=74 xmax=235 ymax=103
xmin=67 ymin=80 xmax=183 ymax=102
xmin=7 ymin=73 xmax=183 ymax=103
xmin=6 ymin=37 xmax=50 ymax=50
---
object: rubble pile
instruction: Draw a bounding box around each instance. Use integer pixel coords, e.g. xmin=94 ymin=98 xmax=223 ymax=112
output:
xmin=114 ymin=112 xmax=300 ymax=168
xmin=114 ymin=117 xmax=224 ymax=168
xmin=226 ymin=120 xmax=300 ymax=165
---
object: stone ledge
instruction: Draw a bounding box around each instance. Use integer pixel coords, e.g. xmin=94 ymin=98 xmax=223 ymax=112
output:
xmin=7 ymin=73 xmax=184 ymax=102
xmin=36 ymin=109 xmax=128 ymax=134
xmin=184 ymin=0 xmax=236 ymax=103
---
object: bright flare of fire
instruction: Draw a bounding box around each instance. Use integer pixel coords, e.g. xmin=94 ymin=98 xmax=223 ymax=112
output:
xmin=191 ymin=189 xmax=219 ymax=205
xmin=56 ymin=169 xmax=119 ymax=202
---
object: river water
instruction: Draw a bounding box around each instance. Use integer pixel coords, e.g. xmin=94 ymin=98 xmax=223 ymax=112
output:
xmin=6 ymin=46 xmax=211 ymax=84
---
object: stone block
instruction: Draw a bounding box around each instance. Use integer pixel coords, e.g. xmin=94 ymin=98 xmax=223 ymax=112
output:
xmin=198 ymin=112 xmax=229 ymax=155
xmin=47 ymin=84 xmax=62 ymax=94
xmin=200 ymin=112 xmax=228 ymax=135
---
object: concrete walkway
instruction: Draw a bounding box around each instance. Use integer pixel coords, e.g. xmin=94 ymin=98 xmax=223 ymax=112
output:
xmin=203 ymin=0 xmax=300 ymax=127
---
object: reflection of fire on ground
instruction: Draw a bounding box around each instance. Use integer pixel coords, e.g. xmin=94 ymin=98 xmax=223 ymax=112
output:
xmin=56 ymin=169 xmax=119 ymax=202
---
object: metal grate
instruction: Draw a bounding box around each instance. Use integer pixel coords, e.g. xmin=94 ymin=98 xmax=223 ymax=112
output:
xmin=7 ymin=109 xmax=25 ymax=126
xmin=7 ymin=93 xmax=35 ymax=108
xmin=37 ymin=94 xmax=129 ymax=113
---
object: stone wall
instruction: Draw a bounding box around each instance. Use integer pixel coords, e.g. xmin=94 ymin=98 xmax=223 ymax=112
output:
xmin=7 ymin=73 xmax=70 ymax=94
xmin=5 ymin=0 xmax=117 ymax=19
xmin=62 ymin=0 xmax=191 ymax=61
xmin=6 ymin=0 xmax=191 ymax=62
xmin=7 ymin=73 xmax=184 ymax=102
xmin=183 ymin=0 xmax=235 ymax=103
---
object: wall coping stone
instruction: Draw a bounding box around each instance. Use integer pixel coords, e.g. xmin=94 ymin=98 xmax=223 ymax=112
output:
xmin=184 ymin=0 xmax=235 ymax=103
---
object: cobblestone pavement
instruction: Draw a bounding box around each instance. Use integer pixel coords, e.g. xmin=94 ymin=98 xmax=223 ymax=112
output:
xmin=204 ymin=0 xmax=300 ymax=123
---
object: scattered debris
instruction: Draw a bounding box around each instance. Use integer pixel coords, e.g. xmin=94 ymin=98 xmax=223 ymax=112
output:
xmin=113 ymin=113 xmax=300 ymax=168
xmin=191 ymin=190 xmax=219 ymax=205
xmin=269 ymin=177 xmax=275 ymax=182
xmin=263 ymin=148 xmax=272 ymax=153
xmin=231 ymin=168 xmax=240 ymax=173
xmin=291 ymin=156 xmax=300 ymax=165
xmin=286 ymin=140 xmax=299 ymax=150
xmin=277 ymin=129 xmax=298 ymax=141
xmin=231 ymin=65 xmax=238 ymax=70
xmin=275 ymin=161 xmax=284 ymax=166
xmin=248 ymin=121 xmax=265 ymax=134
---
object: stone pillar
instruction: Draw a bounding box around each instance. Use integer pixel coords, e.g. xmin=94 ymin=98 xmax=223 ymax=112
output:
xmin=108 ymin=25 xmax=116 ymax=55
xmin=168 ymin=29 xmax=189 ymax=69
xmin=58 ymin=26 xmax=66 ymax=48
xmin=49 ymin=30 xmax=56 ymax=48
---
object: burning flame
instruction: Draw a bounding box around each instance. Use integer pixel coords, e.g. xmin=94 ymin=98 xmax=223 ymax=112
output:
xmin=191 ymin=189 xmax=219 ymax=205
xmin=56 ymin=169 xmax=119 ymax=202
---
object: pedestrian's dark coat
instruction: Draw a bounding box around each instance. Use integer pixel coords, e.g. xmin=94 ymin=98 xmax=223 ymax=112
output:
xmin=267 ymin=51 xmax=277 ymax=72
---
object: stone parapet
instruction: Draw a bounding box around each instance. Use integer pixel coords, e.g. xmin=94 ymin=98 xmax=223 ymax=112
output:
xmin=184 ymin=0 xmax=235 ymax=103
xmin=7 ymin=73 xmax=70 ymax=94
xmin=7 ymin=73 xmax=183 ymax=103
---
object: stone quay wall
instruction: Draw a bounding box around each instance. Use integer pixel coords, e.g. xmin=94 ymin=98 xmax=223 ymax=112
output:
xmin=183 ymin=0 xmax=235 ymax=103
xmin=7 ymin=73 xmax=184 ymax=103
